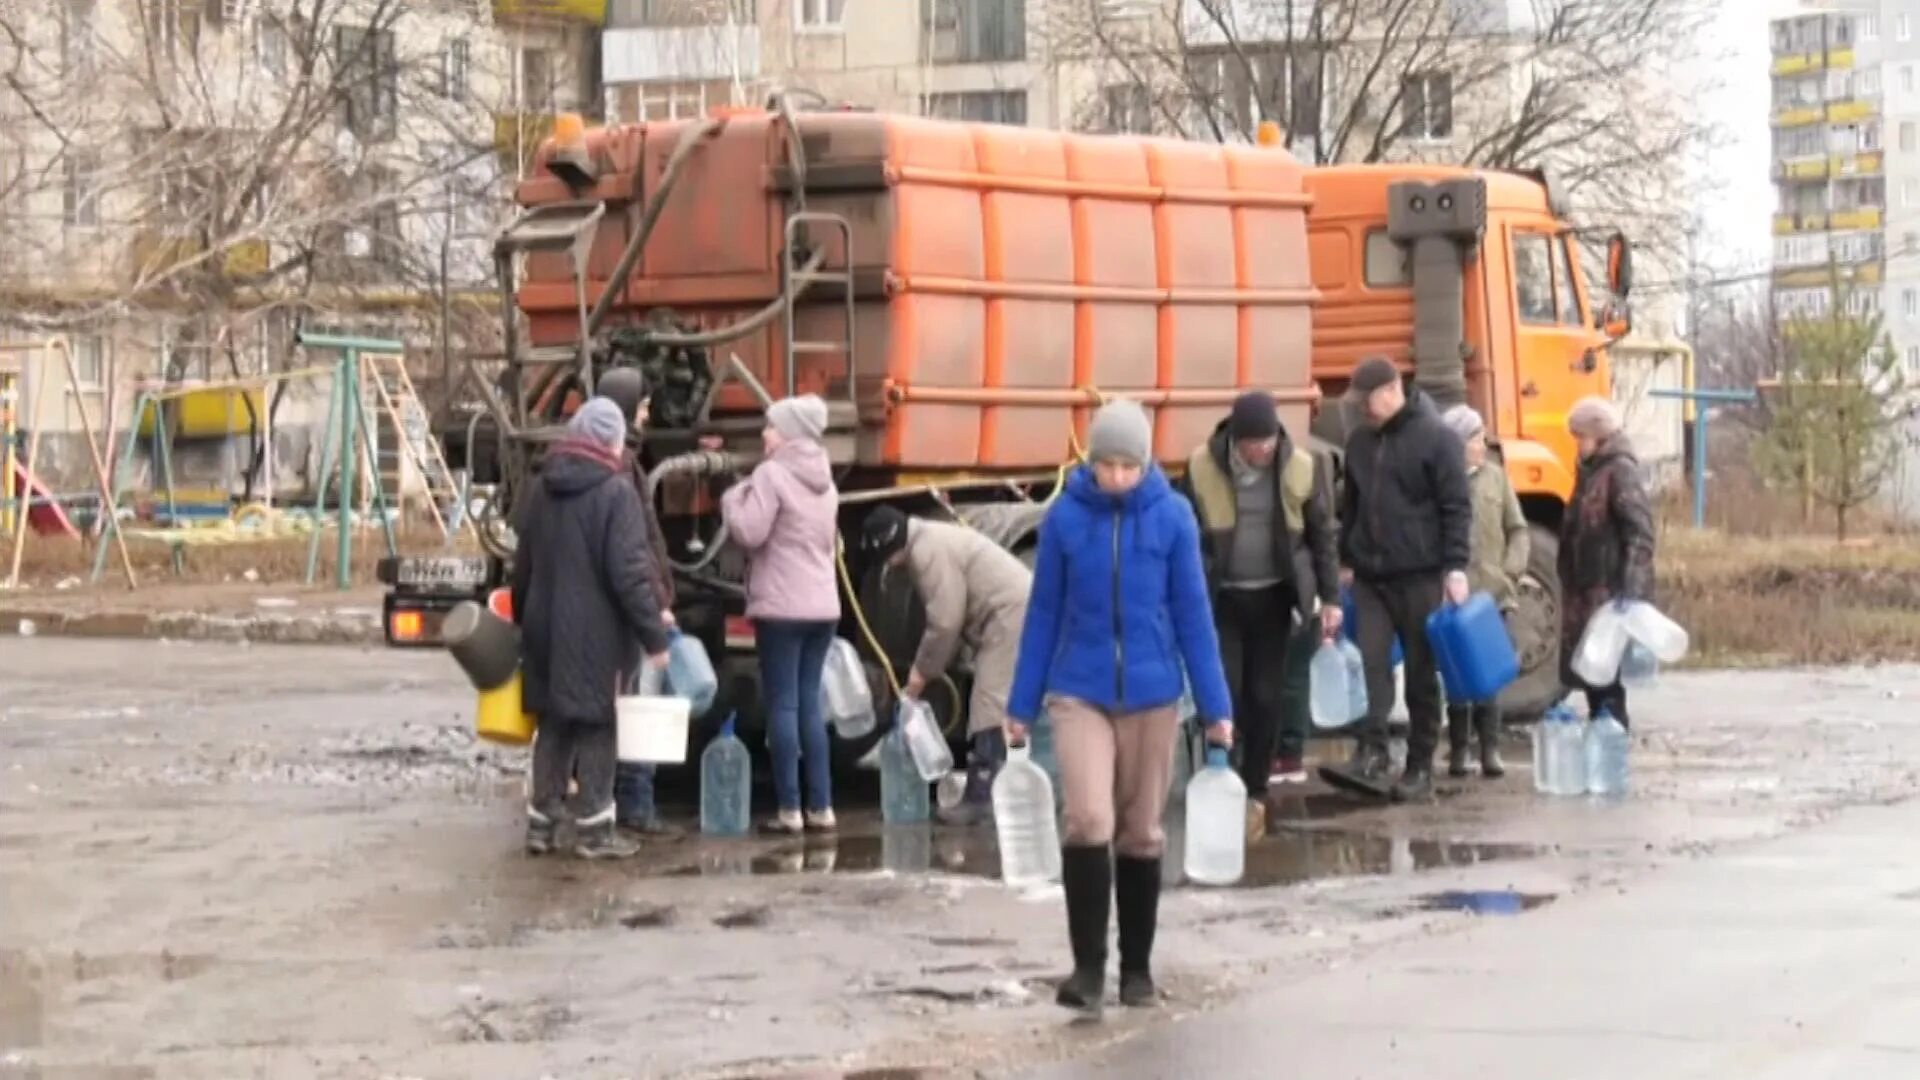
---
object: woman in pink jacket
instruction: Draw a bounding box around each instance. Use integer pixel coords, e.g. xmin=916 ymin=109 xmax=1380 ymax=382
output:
xmin=721 ymin=394 xmax=842 ymax=834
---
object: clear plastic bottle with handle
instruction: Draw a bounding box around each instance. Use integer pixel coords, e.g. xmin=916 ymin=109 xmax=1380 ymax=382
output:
xmin=1183 ymin=746 xmax=1247 ymax=886
xmin=1308 ymin=640 xmax=1352 ymax=729
xmin=1553 ymin=710 xmax=1589 ymax=796
xmin=665 ymin=630 xmax=719 ymax=718
xmin=992 ymin=740 xmax=1062 ymax=887
xmin=1585 ymin=708 xmax=1630 ymax=797
xmin=880 ymin=728 xmax=930 ymax=824
xmin=897 ymin=698 xmax=954 ymax=781
xmin=699 ymin=712 xmax=751 ymax=837
xmin=1339 ymin=638 xmax=1369 ymax=723
xmin=821 ymin=638 xmax=877 ymax=738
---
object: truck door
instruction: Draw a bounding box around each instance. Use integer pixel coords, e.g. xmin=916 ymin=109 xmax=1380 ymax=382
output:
xmin=1508 ymin=228 xmax=1594 ymax=471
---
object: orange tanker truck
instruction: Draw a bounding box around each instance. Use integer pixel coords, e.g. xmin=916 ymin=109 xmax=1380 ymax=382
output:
xmin=382 ymin=102 xmax=1633 ymax=765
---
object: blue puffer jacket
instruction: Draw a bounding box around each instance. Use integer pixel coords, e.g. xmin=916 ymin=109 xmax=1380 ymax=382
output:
xmin=1008 ymin=464 xmax=1234 ymax=725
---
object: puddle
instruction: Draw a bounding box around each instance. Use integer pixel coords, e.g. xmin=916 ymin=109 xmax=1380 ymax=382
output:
xmin=1417 ymin=889 xmax=1556 ymax=915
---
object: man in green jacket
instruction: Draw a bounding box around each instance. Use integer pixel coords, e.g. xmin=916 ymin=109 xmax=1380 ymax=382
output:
xmin=1440 ymin=404 xmax=1530 ymax=778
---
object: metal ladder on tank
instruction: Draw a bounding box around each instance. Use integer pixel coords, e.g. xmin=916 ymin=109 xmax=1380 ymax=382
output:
xmin=493 ymin=199 xmax=607 ymax=421
xmin=782 ymin=212 xmax=857 ymax=409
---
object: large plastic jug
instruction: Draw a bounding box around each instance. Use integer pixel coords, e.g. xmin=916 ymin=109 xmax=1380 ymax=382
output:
xmin=665 ymin=631 xmax=719 ymax=718
xmin=992 ymin=742 xmax=1062 ymax=887
xmin=1183 ymin=747 xmax=1247 ymax=886
xmin=1425 ymin=593 xmax=1519 ymax=703
xmin=879 ymin=729 xmax=930 ymax=824
xmin=1585 ymin=709 xmax=1630 ymax=796
xmin=1308 ymin=640 xmax=1352 ymax=729
xmin=1621 ymin=601 xmax=1689 ymax=663
xmin=1571 ymin=604 xmax=1631 ymax=686
xmin=1339 ymin=638 xmax=1369 ymax=723
xmin=699 ymin=713 xmax=752 ymax=837
xmin=1620 ymin=640 xmax=1659 ymax=687
xmin=1551 ymin=711 xmax=1589 ymax=795
xmin=896 ymin=699 xmax=954 ymax=782
xmin=821 ymin=637 xmax=877 ymax=738
xmin=1030 ymin=709 xmax=1063 ymax=812
xmin=1531 ymin=706 xmax=1557 ymax=794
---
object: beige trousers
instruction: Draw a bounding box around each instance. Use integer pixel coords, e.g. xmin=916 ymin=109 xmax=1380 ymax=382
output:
xmin=1049 ymin=694 xmax=1181 ymax=859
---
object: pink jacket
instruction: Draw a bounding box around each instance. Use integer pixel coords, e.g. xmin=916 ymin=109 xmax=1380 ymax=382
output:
xmin=721 ymin=439 xmax=842 ymax=622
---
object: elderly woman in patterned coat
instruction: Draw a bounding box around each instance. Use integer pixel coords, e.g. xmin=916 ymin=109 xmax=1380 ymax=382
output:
xmin=1558 ymin=396 xmax=1657 ymax=727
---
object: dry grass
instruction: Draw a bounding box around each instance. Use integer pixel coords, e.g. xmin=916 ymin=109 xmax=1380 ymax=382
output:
xmin=8 ymin=520 xmax=472 ymax=589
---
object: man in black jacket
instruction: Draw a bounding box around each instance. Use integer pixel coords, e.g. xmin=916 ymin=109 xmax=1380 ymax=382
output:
xmin=1326 ymin=357 xmax=1473 ymax=802
xmin=513 ymin=397 xmax=673 ymax=858
xmin=1181 ymin=391 xmax=1341 ymax=836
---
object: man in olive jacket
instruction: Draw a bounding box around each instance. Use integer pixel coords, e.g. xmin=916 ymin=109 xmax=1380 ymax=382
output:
xmin=1441 ymin=404 xmax=1530 ymax=778
xmin=1181 ymin=391 xmax=1341 ymax=833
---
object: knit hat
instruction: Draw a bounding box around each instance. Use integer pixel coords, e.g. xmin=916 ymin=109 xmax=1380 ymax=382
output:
xmin=1349 ymin=356 xmax=1401 ymax=397
xmin=595 ymin=366 xmax=649 ymax=424
xmin=568 ymin=397 xmax=628 ymax=449
xmin=1086 ymin=399 xmax=1152 ymax=465
xmin=1227 ymin=390 xmax=1281 ymax=441
xmin=1568 ymin=395 xmax=1623 ymax=438
xmin=859 ymin=505 xmax=910 ymax=562
xmin=767 ymin=394 xmax=829 ymax=443
xmin=1441 ymin=404 xmax=1485 ymax=443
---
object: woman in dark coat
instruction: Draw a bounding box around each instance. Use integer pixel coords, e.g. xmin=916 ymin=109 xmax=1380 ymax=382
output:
xmin=1558 ymin=396 xmax=1657 ymax=727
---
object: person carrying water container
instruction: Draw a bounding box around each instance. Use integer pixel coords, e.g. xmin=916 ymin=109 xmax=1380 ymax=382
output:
xmin=858 ymin=505 xmax=1032 ymax=827
xmin=1560 ymin=396 xmax=1656 ymax=728
xmin=720 ymin=394 xmax=842 ymax=835
xmin=1440 ymin=404 xmax=1530 ymax=778
xmin=1179 ymin=389 xmax=1341 ymax=840
xmin=512 ymin=397 xmax=673 ymax=860
xmin=1008 ymin=398 xmax=1234 ymax=1016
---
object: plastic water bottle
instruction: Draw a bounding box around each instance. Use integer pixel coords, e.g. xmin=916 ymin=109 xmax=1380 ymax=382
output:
xmin=1308 ymin=640 xmax=1351 ymax=729
xmin=1585 ymin=708 xmax=1630 ymax=796
xmin=1620 ymin=641 xmax=1659 ymax=687
xmin=1532 ymin=706 xmax=1567 ymax=794
xmin=992 ymin=742 xmax=1062 ymax=887
xmin=1553 ymin=711 xmax=1589 ymax=795
xmin=897 ymin=699 xmax=954 ymax=782
xmin=880 ymin=729 xmax=930 ymax=824
xmin=821 ymin=638 xmax=876 ymax=738
xmin=1183 ymin=747 xmax=1247 ymax=886
xmin=666 ymin=631 xmax=719 ymax=718
xmin=1030 ymin=710 xmax=1063 ymax=813
xmin=699 ymin=713 xmax=751 ymax=837
xmin=1339 ymin=638 xmax=1369 ymax=723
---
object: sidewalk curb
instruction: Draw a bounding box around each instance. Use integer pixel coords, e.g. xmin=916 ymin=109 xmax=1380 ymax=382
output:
xmin=2 ymin=606 xmax=384 ymax=646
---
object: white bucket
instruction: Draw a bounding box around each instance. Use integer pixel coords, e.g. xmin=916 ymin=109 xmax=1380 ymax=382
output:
xmin=616 ymin=694 xmax=691 ymax=764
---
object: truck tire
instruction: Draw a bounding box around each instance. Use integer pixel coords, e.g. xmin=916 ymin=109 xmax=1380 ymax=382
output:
xmin=1497 ymin=524 xmax=1565 ymax=723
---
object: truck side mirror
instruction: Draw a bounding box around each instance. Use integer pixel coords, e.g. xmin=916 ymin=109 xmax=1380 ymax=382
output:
xmin=1606 ymin=233 xmax=1634 ymax=299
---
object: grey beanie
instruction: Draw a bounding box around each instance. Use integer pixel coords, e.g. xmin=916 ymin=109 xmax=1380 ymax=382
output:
xmin=1086 ymin=399 xmax=1153 ymax=465
xmin=1441 ymin=404 xmax=1485 ymax=443
xmin=568 ymin=396 xmax=628 ymax=449
xmin=767 ymin=394 xmax=829 ymax=442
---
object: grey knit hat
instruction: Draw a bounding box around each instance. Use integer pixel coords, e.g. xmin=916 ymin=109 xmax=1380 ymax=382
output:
xmin=1441 ymin=404 xmax=1485 ymax=443
xmin=767 ymin=394 xmax=829 ymax=442
xmin=1086 ymin=399 xmax=1152 ymax=465
xmin=568 ymin=397 xmax=628 ymax=449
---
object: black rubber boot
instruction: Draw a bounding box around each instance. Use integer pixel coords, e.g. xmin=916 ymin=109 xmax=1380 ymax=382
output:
xmin=573 ymin=808 xmax=642 ymax=860
xmin=1446 ymin=707 xmax=1473 ymax=778
xmin=1115 ymin=855 xmax=1162 ymax=1007
xmin=1392 ymin=761 xmax=1435 ymax=803
xmin=1056 ymin=845 xmax=1111 ymax=1018
xmin=525 ymin=808 xmax=557 ymax=857
xmin=1476 ymin=707 xmax=1507 ymax=779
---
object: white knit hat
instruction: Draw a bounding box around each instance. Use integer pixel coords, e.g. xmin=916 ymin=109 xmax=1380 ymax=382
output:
xmin=767 ymin=394 xmax=828 ymax=442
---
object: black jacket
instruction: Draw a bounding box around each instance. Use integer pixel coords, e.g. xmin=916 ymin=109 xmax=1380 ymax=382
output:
xmin=512 ymin=441 xmax=672 ymax=725
xmin=1339 ymin=386 xmax=1473 ymax=581
xmin=1180 ymin=420 xmax=1340 ymax=619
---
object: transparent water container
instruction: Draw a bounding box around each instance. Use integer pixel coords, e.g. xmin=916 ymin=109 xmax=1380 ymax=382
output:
xmin=935 ymin=770 xmax=968 ymax=810
xmin=821 ymin=637 xmax=876 ymax=738
xmin=699 ymin=713 xmax=752 ymax=837
xmin=1571 ymin=604 xmax=1631 ymax=687
xmin=1584 ymin=708 xmax=1630 ymax=797
xmin=897 ymin=699 xmax=954 ymax=782
xmin=879 ymin=729 xmax=930 ymax=824
xmin=1620 ymin=640 xmax=1659 ymax=687
xmin=1340 ymin=638 xmax=1369 ymax=723
xmin=1621 ymin=601 xmax=1690 ymax=663
xmin=1183 ymin=747 xmax=1247 ymax=886
xmin=665 ymin=631 xmax=719 ymax=719
xmin=1308 ymin=640 xmax=1352 ymax=729
xmin=992 ymin=742 xmax=1062 ymax=887
xmin=1551 ymin=710 xmax=1590 ymax=796
xmin=1030 ymin=710 xmax=1063 ymax=813
xmin=1533 ymin=705 xmax=1576 ymax=794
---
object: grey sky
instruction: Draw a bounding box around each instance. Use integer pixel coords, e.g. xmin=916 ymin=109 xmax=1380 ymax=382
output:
xmin=1700 ymin=0 xmax=1800 ymax=272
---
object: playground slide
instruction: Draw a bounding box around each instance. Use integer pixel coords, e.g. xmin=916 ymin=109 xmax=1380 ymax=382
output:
xmin=8 ymin=461 xmax=79 ymax=538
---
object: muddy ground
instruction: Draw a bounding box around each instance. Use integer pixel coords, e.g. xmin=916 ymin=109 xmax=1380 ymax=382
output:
xmin=3 ymin=640 xmax=1919 ymax=1079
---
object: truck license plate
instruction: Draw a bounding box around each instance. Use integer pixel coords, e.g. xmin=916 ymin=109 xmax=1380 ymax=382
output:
xmin=396 ymin=556 xmax=488 ymax=588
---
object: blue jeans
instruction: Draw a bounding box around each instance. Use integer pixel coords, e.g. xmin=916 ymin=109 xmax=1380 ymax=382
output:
xmin=614 ymin=761 xmax=657 ymax=827
xmin=756 ymin=618 xmax=836 ymax=813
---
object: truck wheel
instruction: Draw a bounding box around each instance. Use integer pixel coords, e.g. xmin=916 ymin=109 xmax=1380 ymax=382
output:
xmin=1497 ymin=524 xmax=1565 ymax=723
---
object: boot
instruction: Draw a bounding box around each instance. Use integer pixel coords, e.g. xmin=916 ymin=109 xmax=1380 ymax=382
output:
xmin=525 ymin=807 xmax=557 ymax=856
xmin=1392 ymin=760 xmax=1434 ymax=803
xmin=1446 ymin=708 xmax=1473 ymax=778
xmin=573 ymin=808 xmax=642 ymax=859
xmin=1055 ymin=845 xmax=1111 ymax=1018
xmin=1476 ymin=706 xmax=1507 ymax=779
xmin=1115 ymin=855 xmax=1162 ymax=1008
xmin=1319 ymin=740 xmax=1394 ymax=797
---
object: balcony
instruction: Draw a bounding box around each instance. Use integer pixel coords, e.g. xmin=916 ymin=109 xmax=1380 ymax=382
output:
xmin=1774 ymin=261 xmax=1881 ymax=289
xmin=1827 ymin=98 xmax=1877 ymax=124
xmin=602 ymin=24 xmax=762 ymax=84
xmin=1774 ymin=156 xmax=1830 ymax=181
xmin=1774 ymin=211 xmax=1829 ymax=234
xmin=129 ymin=231 xmax=273 ymax=283
xmin=1772 ymin=104 xmax=1824 ymax=128
xmin=1832 ymin=150 xmax=1884 ymax=177
xmin=1830 ymin=207 xmax=1884 ymax=231
xmin=496 ymin=0 xmax=606 ymax=23
xmin=1772 ymin=51 xmax=1822 ymax=76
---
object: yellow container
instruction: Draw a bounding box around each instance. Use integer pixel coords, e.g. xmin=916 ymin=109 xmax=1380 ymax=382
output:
xmin=476 ymin=671 xmax=536 ymax=746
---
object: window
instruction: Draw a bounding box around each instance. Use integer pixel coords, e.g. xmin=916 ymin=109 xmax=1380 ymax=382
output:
xmin=1908 ymin=345 xmax=1919 ymax=373
xmin=611 ymin=0 xmax=758 ymax=24
xmin=1906 ymin=178 xmax=1918 ymax=208
xmin=797 ymin=0 xmax=846 ymax=29
xmin=1513 ymin=233 xmax=1556 ymax=325
xmin=72 ymin=335 xmax=105 ymax=388
xmin=144 ymin=0 xmax=202 ymax=60
xmin=254 ymin=15 xmax=287 ymax=78
xmin=62 ymin=148 xmax=99 ymax=227
xmin=1900 ymin=13 xmax=1911 ymax=41
xmin=1862 ymin=121 xmax=1883 ymax=151
xmin=1863 ymin=14 xmax=1880 ymax=40
xmin=60 ymin=0 xmax=96 ymax=78
xmin=1847 ymin=289 xmax=1880 ymax=316
xmin=1857 ymin=68 xmax=1881 ymax=96
xmin=1555 ymin=234 xmax=1584 ymax=326
xmin=924 ymin=0 xmax=1026 ymax=63
xmin=1364 ymin=230 xmax=1410 ymax=288
xmin=1183 ymin=48 xmax=1322 ymax=141
xmin=1902 ymin=122 xmax=1915 ymax=152
xmin=924 ymin=90 xmax=1027 ymax=125
xmin=1904 ymin=289 xmax=1915 ymax=317
xmin=1102 ymin=84 xmax=1152 ymax=134
xmin=441 ymin=38 xmax=470 ymax=100
xmin=519 ymin=47 xmax=555 ymax=113
xmin=1402 ymin=72 xmax=1454 ymax=140
xmin=335 ymin=26 xmax=398 ymax=141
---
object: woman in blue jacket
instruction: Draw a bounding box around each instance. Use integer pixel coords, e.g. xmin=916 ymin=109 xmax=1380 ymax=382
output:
xmin=1008 ymin=398 xmax=1234 ymax=1016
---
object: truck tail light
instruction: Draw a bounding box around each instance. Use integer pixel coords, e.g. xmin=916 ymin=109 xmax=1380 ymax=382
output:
xmin=487 ymin=588 xmax=513 ymax=621
xmin=390 ymin=610 xmax=426 ymax=643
